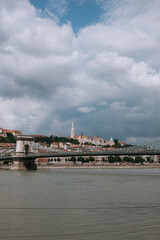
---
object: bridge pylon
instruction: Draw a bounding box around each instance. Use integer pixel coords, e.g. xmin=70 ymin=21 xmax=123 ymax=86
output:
xmin=11 ymin=135 xmax=36 ymax=170
xmin=16 ymin=135 xmax=34 ymax=156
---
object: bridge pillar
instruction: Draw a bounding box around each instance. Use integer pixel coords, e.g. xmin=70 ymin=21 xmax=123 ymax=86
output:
xmin=10 ymin=160 xmax=26 ymax=170
xmin=22 ymin=158 xmax=37 ymax=170
xmin=10 ymin=159 xmax=37 ymax=170
xmin=16 ymin=135 xmax=34 ymax=157
xmin=10 ymin=135 xmax=37 ymax=170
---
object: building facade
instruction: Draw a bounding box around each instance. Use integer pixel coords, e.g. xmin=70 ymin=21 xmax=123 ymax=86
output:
xmin=0 ymin=127 xmax=21 ymax=137
xmin=70 ymin=123 xmax=114 ymax=146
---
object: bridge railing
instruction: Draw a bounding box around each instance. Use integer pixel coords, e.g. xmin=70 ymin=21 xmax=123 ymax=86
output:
xmin=0 ymin=145 xmax=16 ymax=157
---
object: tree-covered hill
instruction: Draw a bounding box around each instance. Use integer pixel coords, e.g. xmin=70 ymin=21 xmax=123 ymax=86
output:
xmin=0 ymin=133 xmax=16 ymax=143
xmin=34 ymin=135 xmax=79 ymax=145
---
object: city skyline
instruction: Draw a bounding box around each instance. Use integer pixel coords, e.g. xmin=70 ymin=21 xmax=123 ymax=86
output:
xmin=0 ymin=0 xmax=160 ymax=145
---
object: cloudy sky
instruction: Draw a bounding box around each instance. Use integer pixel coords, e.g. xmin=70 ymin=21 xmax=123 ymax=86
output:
xmin=0 ymin=0 xmax=160 ymax=144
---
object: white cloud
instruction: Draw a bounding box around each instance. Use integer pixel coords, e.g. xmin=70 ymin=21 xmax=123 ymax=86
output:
xmin=97 ymin=101 xmax=108 ymax=106
xmin=78 ymin=106 xmax=95 ymax=113
xmin=46 ymin=0 xmax=68 ymax=17
xmin=0 ymin=0 xmax=160 ymax=144
xmin=0 ymin=97 xmax=49 ymax=133
xmin=126 ymin=136 xmax=160 ymax=145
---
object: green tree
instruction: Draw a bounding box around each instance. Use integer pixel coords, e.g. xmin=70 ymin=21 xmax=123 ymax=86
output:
xmin=6 ymin=133 xmax=16 ymax=143
xmin=0 ymin=136 xmax=5 ymax=142
xmin=35 ymin=135 xmax=80 ymax=145
xmin=102 ymin=157 xmax=108 ymax=162
xmin=123 ymin=156 xmax=130 ymax=162
xmin=88 ymin=156 xmax=95 ymax=162
xmin=114 ymin=155 xmax=122 ymax=162
xmin=77 ymin=156 xmax=85 ymax=163
xmin=70 ymin=156 xmax=76 ymax=163
xmin=146 ymin=157 xmax=150 ymax=162
xmin=0 ymin=133 xmax=16 ymax=143
xmin=123 ymin=156 xmax=134 ymax=163
xmin=114 ymin=139 xmax=119 ymax=146
xmin=135 ymin=156 xmax=145 ymax=163
xmin=108 ymin=156 xmax=115 ymax=163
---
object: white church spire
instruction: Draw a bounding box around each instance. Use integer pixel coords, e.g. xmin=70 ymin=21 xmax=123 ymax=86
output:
xmin=71 ymin=121 xmax=75 ymax=139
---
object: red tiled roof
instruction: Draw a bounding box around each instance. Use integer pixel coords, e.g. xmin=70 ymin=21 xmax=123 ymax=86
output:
xmin=81 ymin=135 xmax=88 ymax=138
xmin=1 ymin=128 xmax=21 ymax=134
xmin=51 ymin=142 xmax=59 ymax=145
xmin=0 ymin=143 xmax=15 ymax=148
xmin=74 ymin=135 xmax=79 ymax=139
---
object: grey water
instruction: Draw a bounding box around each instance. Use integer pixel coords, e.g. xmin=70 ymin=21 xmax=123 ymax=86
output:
xmin=0 ymin=168 xmax=160 ymax=240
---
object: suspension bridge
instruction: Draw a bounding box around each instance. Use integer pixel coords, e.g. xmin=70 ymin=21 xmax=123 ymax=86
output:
xmin=0 ymin=135 xmax=160 ymax=170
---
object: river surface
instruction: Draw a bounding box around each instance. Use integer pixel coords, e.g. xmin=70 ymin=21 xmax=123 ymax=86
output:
xmin=0 ymin=168 xmax=160 ymax=240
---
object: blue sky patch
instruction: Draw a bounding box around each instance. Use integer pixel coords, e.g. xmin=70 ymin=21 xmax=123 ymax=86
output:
xmin=30 ymin=0 xmax=102 ymax=31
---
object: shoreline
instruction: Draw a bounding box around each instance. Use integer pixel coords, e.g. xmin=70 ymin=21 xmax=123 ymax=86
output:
xmin=37 ymin=164 xmax=160 ymax=169
xmin=1 ymin=162 xmax=160 ymax=170
xmin=32 ymin=162 xmax=160 ymax=170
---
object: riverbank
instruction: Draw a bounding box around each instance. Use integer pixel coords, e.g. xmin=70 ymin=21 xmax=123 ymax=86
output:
xmin=1 ymin=162 xmax=160 ymax=170
xmin=37 ymin=162 xmax=160 ymax=169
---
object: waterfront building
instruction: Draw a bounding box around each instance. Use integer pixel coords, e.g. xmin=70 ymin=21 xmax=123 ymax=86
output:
xmin=50 ymin=142 xmax=59 ymax=149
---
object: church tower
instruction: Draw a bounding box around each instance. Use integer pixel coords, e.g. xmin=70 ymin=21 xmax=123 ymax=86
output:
xmin=70 ymin=121 xmax=75 ymax=139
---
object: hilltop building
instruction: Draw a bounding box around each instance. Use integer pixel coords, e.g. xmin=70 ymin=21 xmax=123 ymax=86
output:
xmin=0 ymin=127 xmax=21 ymax=137
xmin=70 ymin=122 xmax=114 ymax=146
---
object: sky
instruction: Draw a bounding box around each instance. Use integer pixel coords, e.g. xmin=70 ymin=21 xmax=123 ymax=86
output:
xmin=0 ymin=0 xmax=160 ymax=144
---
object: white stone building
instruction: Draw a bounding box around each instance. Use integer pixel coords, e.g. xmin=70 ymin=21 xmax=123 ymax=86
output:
xmin=70 ymin=123 xmax=114 ymax=146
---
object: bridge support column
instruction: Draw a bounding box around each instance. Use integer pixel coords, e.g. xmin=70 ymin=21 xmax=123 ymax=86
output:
xmin=10 ymin=156 xmax=37 ymax=170
xmin=10 ymin=160 xmax=26 ymax=170
xmin=16 ymin=135 xmax=34 ymax=157
xmin=10 ymin=159 xmax=37 ymax=170
xmin=22 ymin=158 xmax=37 ymax=170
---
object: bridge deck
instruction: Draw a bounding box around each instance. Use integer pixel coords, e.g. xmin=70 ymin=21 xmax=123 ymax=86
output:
xmin=0 ymin=149 xmax=159 ymax=161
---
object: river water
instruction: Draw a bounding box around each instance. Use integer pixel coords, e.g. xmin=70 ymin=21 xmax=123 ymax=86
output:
xmin=0 ymin=168 xmax=160 ymax=240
